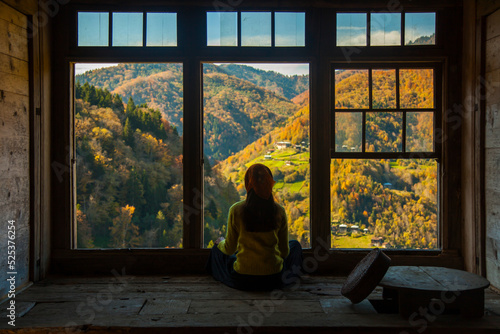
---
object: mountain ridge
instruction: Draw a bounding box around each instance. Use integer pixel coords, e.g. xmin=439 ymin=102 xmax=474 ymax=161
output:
xmin=76 ymin=63 xmax=306 ymax=161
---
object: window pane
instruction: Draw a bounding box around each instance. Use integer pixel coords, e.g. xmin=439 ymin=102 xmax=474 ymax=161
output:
xmin=203 ymin=63 xmax=310 ymax=249
xmin=74 ymin=63 xmax=184 ymax=248
xmin=146 ymin=13 xmax=176 ymax=46
xmin=336 ymin=13 xmax=367 ymax=46
xmin=241 ymin=12 xmax=271 ymax=46
xmin=78 ymin=12 xmax=109 ymax=46
xmin=366 ymin=112 xmax=402 ymax=152
xmin=405 ymin=13 xmax=436 ymax=45
xmin=331 ymin=159 xmax=438 ymax=249
xmin=335 ymin=69 xmax=369 ymax=109
xmin=372 ymin=69 xmax=396 ymax=109
xmin=275 ymin=12 xmax=305 ymax=47
xmin=370 ymin=13 xmax=401 ymax=46
xmin=335 ymin=112 xmax=362 ymax=152
xmin=407 ymin=112 xmax=434 ymax=152
xmin=207 ymin=12 xmax=237 ymax=46
xmin=112 ymin=13 xmax=143 ymax=46
xmin=400 ymin=69 xmax=434 ymax=108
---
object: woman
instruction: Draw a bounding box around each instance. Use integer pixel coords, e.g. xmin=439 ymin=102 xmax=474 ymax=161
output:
xmin=206 ymin=163 xmax=303 ymax=291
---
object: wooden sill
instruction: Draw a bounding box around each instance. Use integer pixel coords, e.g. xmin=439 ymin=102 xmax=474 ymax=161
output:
xmin=50 ymin=248 xmax=463 ymax=276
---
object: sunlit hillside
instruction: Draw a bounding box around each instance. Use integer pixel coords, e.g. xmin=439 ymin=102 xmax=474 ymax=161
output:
xmin=75 ymin=63 xmax=437 ymax=250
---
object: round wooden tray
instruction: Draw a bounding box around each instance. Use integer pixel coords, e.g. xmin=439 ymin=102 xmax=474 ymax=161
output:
xmin=341 ymin=248 xmax=391 ymax=304
xmin=379 ymin=266 xmax=490 ymax=317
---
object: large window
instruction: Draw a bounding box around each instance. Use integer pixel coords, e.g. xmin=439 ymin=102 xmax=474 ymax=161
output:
xmin=58 ymin=4 xmax=462 ymax=269
xmin=74 ymin=63 xmax=184 ymax=248
xmin=202 ymin=63 xmax=310 ymax=248
xmin=331 ymin=65 xmax=439 ymax=249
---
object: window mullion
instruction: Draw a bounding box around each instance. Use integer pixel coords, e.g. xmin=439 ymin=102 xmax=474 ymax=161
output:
xmin=181 ymin=8 xmax=205 ymax=249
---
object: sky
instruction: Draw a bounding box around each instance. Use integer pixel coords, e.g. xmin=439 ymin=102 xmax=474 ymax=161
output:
xmin=79 ymin=11 xmax=434 ymax=50
xmin=79 ymin=11 xmax=305 ymax=47
xmin=206 ymin=12 xmax=305 ymax=47
xmin=75 ymin=63 xmax=309 ymax=76
xmin=337 ymin=12 xmax=435 ymax=46
xmin=75 ymin=63 xmax=119 ymax=75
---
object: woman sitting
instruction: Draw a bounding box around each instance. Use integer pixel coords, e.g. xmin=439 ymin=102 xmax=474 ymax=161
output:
xmin=206 ymin=163 xmax=303 ymax=291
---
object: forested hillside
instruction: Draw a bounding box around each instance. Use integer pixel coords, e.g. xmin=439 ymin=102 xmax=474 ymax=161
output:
xmin=218 ymin=68 xmax=437 ymax=249
xmin=215 ymin=97 xmax=311 ymax=247
xmin=330 ymin=159 xmax=437 ymax=249
xmin=210 ymin=63 xmax=309 ymax=100
xmin=218 ymin=104 xmax=437 ymax=248
xmin=203 ymin=71 xmax=300 ymax=161
xmin=77 ymin=63 xmax=304 ymax=162
xmin=75 ymin=83 xmax=239 ymax=248
xmin=407 ymin=33 xmax=436 ymax=45
xmin=75 ymin=63 xmax=437 ymax=250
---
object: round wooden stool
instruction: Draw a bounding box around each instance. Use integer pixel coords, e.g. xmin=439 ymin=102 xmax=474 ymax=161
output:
xmin=379 ymin=266 xmax=490 ymax=318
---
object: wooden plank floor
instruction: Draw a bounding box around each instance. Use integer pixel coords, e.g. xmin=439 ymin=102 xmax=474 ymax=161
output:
xmin=0 ymin=275 xmax=499 ymax=333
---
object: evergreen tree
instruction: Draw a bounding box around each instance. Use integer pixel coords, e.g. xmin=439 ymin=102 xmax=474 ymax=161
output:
xmin=113 ymin=94 xmax=124 ymax=112
xmin=75 ymin=81 xmax=82 ymax=99
xmin=123 ymin=118 xmax=134 ymax=146
xmin=124 ymin=169 xmax=146 ymax=214
xmin=126 ymin=97 xmax=136 ymax=115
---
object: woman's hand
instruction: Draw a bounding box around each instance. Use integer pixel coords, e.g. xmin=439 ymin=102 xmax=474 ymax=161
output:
xmin=215 ymin=237 xmax=225 ymax=245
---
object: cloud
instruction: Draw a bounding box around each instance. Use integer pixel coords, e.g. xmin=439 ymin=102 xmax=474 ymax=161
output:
xmin=207 ymin=37 xmax=237 ymax=46
xmin=249 ymin=64 xmax=309 ymax=76
xmin=275 ymin=34 xmax=305 ymax=47
xmin=337 ymin=26 xmax=367 ymax=31
xmin=337 ymin=32 xmax=366 ymax=46
xmin=337 ymin=30 xmax=402 ymax=46
xmin=370 ymin=30 xmax=401 ymax=46
xmin=75 ymin=63 xmax=119 ymax=75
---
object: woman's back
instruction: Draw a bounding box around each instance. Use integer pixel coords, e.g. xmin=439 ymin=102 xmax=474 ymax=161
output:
xmin=218 ymin=200 xmax=289 ymax=275
xmin=206 ymin=163 xmax=303 ymax=290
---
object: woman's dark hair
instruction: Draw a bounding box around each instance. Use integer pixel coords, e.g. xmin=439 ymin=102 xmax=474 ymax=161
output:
xmin=242 ymin=167 xmax=278 ymax=232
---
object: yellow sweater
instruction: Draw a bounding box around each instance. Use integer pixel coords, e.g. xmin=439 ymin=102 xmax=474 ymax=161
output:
xmin=217 ymin=200 xmax=289 ymax=275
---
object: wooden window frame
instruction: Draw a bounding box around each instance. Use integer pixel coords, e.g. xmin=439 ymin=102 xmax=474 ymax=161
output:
xmin=331 ymin=63 xmax=442 ymax=159
xmin=49 ymin=1 xmax=464 ymax=275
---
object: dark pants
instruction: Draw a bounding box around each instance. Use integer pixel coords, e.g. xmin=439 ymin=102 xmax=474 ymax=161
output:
xmin=206 ymin=240 xmax=304 ymax=291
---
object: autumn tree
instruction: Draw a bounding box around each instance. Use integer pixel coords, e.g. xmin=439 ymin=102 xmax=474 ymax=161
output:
xmin=109 ymin=205 xmax=141 ymax=248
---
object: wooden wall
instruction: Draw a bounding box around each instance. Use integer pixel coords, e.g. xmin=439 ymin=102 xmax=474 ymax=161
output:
xmin=0 ymin=1 xmax=30 ymax=299
xmin=462 ymin=0 xmax=500 ymax=282
xmin=0 ymin=0 xmax=52 ymax=299
xmin=485 ymin=7 xmax=500 ymax=290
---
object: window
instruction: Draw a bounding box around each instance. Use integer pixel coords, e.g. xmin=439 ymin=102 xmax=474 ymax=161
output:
xmin=241 ymin=12 xmax=272 ymax=46
xmin=336 ymin=13 xmax=367 ymax=46
xmin=77 ymin=11 xmax=177 ymax=47
xmin=146 ymin=13 xmax=177 ymax=46
xmin=74 ymin=63 xmax=183 ymax=248
xmin=78 ymin=12 xmax=109 ymax=46
xmin=275 ymin=12 xmax=306 ymax=47
xmin=335 ymin=11 xmax=436 ymax=47
xmin=370 ymin=13 xmax=401 ymax=46
xmin=55 ymin=4 xmax=462 ymax=274
xmin=207 ymin=12 xmax=237 ymax=46
xmin=206 ymin=11 xmax=306 ymax=47
xmin=112 ymin=13 xmax=143 ymax=46
xmin=405 ymin=13 xmax=436 ymax=45
xmin=202 ymin=63 xmax=310 ymax=248
xmin=331 ymin=65 xmax=439 ymax=249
